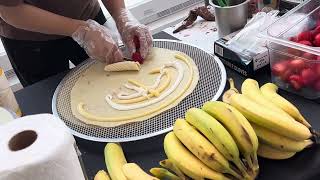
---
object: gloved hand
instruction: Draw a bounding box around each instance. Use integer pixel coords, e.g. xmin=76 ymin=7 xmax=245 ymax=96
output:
xmin=72 ymin=19 xmax=123 ymax=64
xmin=115 ymin=9 xmax=153 ymax=59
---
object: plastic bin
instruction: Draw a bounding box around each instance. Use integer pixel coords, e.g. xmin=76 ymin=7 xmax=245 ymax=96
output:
xmin=261 ymin=0 xmax=320 ymax=99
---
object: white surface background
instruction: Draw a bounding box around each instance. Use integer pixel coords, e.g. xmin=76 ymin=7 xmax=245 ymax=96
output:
xmin=163 ymin=17 xmax=219 ymax=54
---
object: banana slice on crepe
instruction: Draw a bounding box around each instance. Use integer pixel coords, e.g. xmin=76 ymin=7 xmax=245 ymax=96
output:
xmin=104 ymin=61 xmax=141 ymax=72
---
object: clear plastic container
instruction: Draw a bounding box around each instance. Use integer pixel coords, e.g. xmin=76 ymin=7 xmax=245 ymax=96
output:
xmin=261 ymin=0 xmax=320 ymax=99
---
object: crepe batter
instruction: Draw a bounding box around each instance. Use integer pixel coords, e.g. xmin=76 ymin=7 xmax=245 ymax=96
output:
xmin=71 ymin=48 xmax=199 ymax=127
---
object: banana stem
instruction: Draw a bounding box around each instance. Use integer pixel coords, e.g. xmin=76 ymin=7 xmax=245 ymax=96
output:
xmin=229 ymin=78 xmax=236 ymax=90
xmin=226 ymin=167 xmax=243 ymax=180
xmin=222 ymin=78 xmax=239 ymax=104
xmin=311 ymin=129 xmax=320 ymax=144
xmin=299 ymin=115 xmax=311 ymax=128
xmin=244 ymin=155 xmax=254 ymax=171
xmin=251 ymin=153 xmax=259 ymax=178
xmin=234 ymin=159 xmax=250 ymax=179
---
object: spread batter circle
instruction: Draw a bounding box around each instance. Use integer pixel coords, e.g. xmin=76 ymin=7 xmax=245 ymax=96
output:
xmin=70 ymin=48 xmax=199 ymax=127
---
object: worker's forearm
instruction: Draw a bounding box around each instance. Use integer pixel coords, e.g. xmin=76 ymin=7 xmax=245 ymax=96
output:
xmin=102 ymin=0 xmax=125 ymax=21
xmin=0 ymin=3 xmax=86 ymax=36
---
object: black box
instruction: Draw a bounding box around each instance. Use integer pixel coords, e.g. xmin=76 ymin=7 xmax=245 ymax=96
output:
xmin=214 ymin=31 xmax=270 ymax=77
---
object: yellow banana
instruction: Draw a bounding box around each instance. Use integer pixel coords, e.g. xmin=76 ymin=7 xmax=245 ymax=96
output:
xmin=173 ymin=119 xmax=242 ymax=179
xmin=104 ymin=143 xmax=127 ymax=180
xmin=185 ymin=108 xmax=248 ymax=176
xmin=104 ymin=61 xmax=141 ymax=72
xmin=241 ymin=79 xmax=286 ymax=113
xmin=94 ymin=170 xmax=111 ymax=180
xmin=241 ymin=79 xmax=305 ymax=124
xmin=122 ymin=163 xmax=159 ymax=180
xmin=150 ymin=168 xmax=180 ymax=180
xmin=164 ymin=132 xmax=229 ymax=180
xmin=251 ymin=123 xmax=313 ymax=152
xmin=202 ymin=101 xmax=258 ymax=171
xmin=257 ymin=143 xmax=296 ymax=160
xmin=223 ymin=79 xmax=260 ymax=176
xmin=159 ymin=159 xmax=186 ymax=180
xmin=228 ymin=93 xmax=311 ymax=141
xmin=260 ymin=83 xmax=311 ymax=128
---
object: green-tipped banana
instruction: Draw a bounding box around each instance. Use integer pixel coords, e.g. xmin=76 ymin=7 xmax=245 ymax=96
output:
xmin=251 ymin=123 xmax=313 ymax=152
xmin=173 ymin=119 xmax=242 ymax=179
xmin=260 ymin=83 xmax=311 ymax=128
xmin=159 ymin=159 xmax=186 ymax=180
xmin=202 ymin=101 xmax=258 ymax=171
xmin=228 ymin=93 xmax=312 ymax=141
xmin=150 ymin=168 xmax=180 ymax=180
xmin=122 ymin=163 xmax=159 ymax=180
xmin=164 ymin=132 xmax=229 ymax=180
xmin=257 ymin=143 xmax=296 ymax=160
xmin=104 ymin=143 xmax=127 ymax=180
xmin=185 ymin=108 xmax=248 ymax=177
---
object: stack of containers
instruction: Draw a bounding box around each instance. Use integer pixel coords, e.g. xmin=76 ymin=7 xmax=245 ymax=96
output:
xmin=262 ymin=0 xmax=320 ymax=99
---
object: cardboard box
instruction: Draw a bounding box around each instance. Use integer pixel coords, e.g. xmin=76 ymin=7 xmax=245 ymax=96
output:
xmin=214 ymin=31 xmax=270 ymax=77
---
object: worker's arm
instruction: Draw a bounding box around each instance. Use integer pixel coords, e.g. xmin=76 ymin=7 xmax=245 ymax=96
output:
xmin=103 ymin=0 xmax=125 ymax=19
xmin=0 ymin=2 xmax=123 ymax=63
xmin=101 ymin=0 xmax=153 ymax=59
xmin=0 ymin=3 xmax=85 ymax=36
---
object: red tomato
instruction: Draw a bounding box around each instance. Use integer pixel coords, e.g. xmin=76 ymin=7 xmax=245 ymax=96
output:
xmin=132 ymin=52 xmax=143 ymax=64
xmin=289 ymin=59 xmax=306 ymax=72
xmin=313 ymin=64 xmax=320 ymax=77
xmin=289 ymin=80 xmax=303 ymax=91
xmin=297 ymin=31 xmax=312 ymax=41
xmin=313 ymin=34 xmax=320 ymax=47
xmin=300 ymin=68 xmax=317 ymax=86
xmin=280 ymin=68 xmax=294 ymax=82
xmin=271 ymin=60 xmax=289 ymax=76
xmin=289 ymin=74 xmax=303 ymax=83
xmin=311 ymin=30 xmax=317 ymax=40
xmin=311 ymin=26 xmax=320 ymax=40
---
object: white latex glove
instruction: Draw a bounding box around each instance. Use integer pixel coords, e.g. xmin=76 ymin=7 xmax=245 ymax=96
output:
xmin=72 ymin=19 xmax=123 ymax=64
xmin=115 ymin=9 xmax=153 ymax=59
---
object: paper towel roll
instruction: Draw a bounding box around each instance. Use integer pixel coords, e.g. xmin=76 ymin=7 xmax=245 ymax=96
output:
xmin=0 ymin=114 xmax=86 ymax=180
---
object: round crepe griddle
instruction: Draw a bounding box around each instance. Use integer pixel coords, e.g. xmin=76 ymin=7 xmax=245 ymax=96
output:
xmin=52 ymin=40 xmax=226 ymax=142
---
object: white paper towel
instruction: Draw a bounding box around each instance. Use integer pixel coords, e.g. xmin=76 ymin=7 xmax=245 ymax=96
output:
xmin=0 ymin=114 xmax=86 ymax=180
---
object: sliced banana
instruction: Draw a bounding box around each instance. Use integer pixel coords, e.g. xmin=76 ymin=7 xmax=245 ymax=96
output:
xmin=104 ymin=61 xmax=141 ymax=72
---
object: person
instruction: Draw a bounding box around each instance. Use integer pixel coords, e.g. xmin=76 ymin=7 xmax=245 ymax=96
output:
xmin=0 ymin=0 xmax=152 ymax=87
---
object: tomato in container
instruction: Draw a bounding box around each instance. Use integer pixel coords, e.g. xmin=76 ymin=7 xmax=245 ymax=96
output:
xmin=261 ymin=0 xmax=320 ymax=99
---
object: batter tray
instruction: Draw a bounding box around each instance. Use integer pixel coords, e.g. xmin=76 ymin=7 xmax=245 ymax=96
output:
xmin=52 ymin=40 xmax=226 ymax=142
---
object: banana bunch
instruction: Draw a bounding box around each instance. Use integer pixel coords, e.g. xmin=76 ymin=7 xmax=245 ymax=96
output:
xmin=102 ymin=143 xmax=159 ymax=180
xmin=223 ymin=78 xmax=319 ymax=160
xmin=162 ymin=104 xmax=260 ymax=179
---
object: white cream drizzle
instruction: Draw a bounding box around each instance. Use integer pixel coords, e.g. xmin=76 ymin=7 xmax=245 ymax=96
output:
xmin=105 ymin=61 xmax=184 ymax=110
xmin=148 ymin=68 xmax=165 ymax=90
xmin=115 ymin=64 xmax=167 ymax=100
xmin=116 ymin=84 xmax=147 ymax=100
